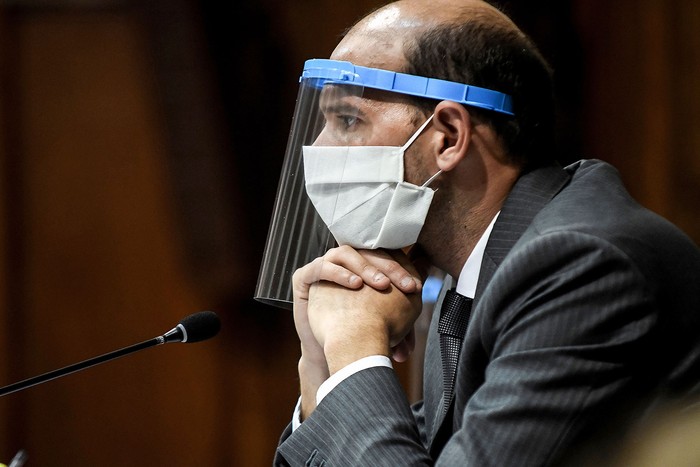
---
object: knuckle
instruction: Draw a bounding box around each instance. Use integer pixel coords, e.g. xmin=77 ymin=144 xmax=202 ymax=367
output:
xmin=336 ymin=244 xmax=352 ymax=255
xmin=382 ymin=260 xmax=401 ymax=275
xmin=325 ymin=246 xmax=344 ymax=261
xmin=361 ymin=261 xmax=374 ymax=274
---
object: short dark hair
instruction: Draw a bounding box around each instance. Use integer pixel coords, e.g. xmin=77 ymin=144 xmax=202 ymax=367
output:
xmin=404 ymin=16 xmax=556 ymax=169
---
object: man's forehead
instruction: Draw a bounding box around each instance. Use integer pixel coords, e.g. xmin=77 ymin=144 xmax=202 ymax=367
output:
xmin=362 ymin=4 xmax=423 ymax=32
xmin=330 ymin=40 xmax=406 ymax=72
xmin=329 ymin=2 xmax=436 ymax=70
xmin=330 ymin=18 xmax=409 ymax=72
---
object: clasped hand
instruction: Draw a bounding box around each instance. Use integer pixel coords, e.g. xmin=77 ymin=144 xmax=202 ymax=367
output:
xmin=293 ymin=246 xmax=425 ymax=376
xmin=292 ymin=246 xmax=426 ymax=419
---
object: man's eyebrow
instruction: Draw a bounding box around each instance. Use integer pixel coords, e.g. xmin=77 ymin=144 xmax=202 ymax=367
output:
xmin=319 ymin=101 xmax=364 ymax=117
xmin=319 ymin=86 xmax=367 ymax=115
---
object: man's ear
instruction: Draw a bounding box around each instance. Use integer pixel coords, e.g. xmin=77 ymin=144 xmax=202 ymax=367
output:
xmin=431 ymin=100 xmax=472 ymax=172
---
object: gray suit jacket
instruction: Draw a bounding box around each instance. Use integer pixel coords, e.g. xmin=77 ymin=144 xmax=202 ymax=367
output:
xmin=275 ymin=160 xmax=700 ymax=466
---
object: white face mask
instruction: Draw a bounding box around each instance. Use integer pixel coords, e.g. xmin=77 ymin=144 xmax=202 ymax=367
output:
xmin=302 ymin=115 xmax=441 ymax=250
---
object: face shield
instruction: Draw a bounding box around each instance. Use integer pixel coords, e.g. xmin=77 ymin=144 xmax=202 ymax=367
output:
xmin=255 ymin=59 xmax=514 ymax=309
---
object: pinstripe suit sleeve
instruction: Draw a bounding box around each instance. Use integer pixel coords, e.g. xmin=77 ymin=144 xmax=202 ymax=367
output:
xmin=276 ymin=366 xmax=430 ymax=466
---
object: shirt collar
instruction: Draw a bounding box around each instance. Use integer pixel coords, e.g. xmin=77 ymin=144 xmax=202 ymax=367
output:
xmin=455 ymin=212 xmax=499 ymax=299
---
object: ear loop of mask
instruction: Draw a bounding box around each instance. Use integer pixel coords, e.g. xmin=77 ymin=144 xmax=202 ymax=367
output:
xmin=400 ymin=114 xmax=443 ymax=188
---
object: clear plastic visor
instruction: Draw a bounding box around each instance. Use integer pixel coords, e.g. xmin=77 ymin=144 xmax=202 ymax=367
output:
xmin=254 ymin=77 xmax=366 ymax=309
xmin=255 ymin=59 xmax=514 ymax=309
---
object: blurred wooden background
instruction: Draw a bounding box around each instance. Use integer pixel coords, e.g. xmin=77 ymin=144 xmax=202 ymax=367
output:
xmin=1 ymin=0 xmax=698 ymax=465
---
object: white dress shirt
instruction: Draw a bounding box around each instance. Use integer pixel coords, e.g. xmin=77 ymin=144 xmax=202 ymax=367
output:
xmin=292 ymin=213 xmax=500 ymax=430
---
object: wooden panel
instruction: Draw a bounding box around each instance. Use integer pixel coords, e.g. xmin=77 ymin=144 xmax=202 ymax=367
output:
xmin=667 ymin=1 xmax=700 ymax=241
xmin=0 ymin=7 xmax=9 ymax=461
xmin=0 ymin=7 xmax=26 ymax=461
xmin=1 ymin=10 xmax=221 ymax=465
xmin=574 ymin=0 xmax=700 ymax=243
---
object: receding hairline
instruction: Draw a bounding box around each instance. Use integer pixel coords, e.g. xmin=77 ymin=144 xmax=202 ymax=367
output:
xmin=336 ymin=0 xmax=525 ymax=71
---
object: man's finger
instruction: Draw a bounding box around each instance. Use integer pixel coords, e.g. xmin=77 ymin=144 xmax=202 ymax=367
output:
xmin=324 ymin=245 xmax=392 ymax=290
xmin=293 ymin=255 xmax=364 ymax=295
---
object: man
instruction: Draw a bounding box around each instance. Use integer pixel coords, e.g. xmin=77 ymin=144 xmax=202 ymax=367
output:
xmin=271 ymin=0 xmax=700 ymax=465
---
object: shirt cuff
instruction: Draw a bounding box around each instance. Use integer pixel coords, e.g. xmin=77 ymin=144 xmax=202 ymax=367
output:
xmin=292 ymin=397 xmax=302 ymax=432
xmin=291 ymin=355 xmax=392 ymax=432
xmin=316 ymin=355 xmax=392 ymax=405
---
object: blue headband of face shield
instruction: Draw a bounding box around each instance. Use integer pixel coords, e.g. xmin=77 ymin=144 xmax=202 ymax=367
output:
xmin=301 ymin=58 xmax=514 ymax=116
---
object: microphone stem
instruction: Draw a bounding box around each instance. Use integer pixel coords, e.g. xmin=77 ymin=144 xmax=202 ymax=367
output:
xmin=0 ymin=336 xmax=164 ymax=397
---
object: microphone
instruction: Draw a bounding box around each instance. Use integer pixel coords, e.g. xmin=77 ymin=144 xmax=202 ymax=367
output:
xmin=162 ymin=310 xmax=221 ymax=343
xmin=0 ymin=311 xmax=221 ymax=397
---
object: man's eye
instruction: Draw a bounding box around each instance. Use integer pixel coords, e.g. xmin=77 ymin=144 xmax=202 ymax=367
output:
xmin=337 ymin=115 xmax=358 ymax=129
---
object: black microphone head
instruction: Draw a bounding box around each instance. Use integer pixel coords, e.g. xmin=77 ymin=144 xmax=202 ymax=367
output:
xmin=176 ymin=311 xmax=221 ymax=343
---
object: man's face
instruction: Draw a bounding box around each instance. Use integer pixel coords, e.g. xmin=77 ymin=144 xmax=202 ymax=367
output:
xmin=313 ymin=84 xmax=435 ymax=189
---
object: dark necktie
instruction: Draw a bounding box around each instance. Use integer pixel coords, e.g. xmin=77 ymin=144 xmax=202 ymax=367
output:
xmin=438 ymin=289 xmax=473 ymax=413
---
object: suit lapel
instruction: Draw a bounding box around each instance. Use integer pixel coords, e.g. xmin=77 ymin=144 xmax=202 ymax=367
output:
xmin=474 ymin=164 xmax=571 ymax=303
